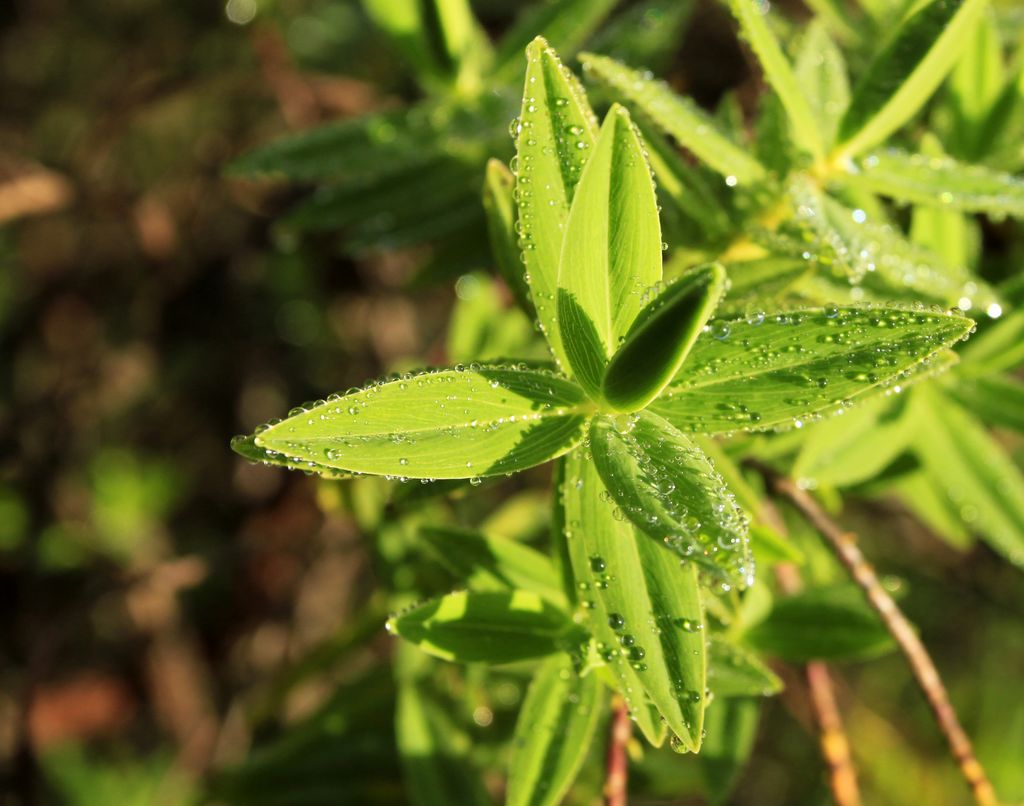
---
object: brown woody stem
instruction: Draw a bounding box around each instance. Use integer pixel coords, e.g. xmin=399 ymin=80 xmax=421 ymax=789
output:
xmin=604 ymin=697 xmax=632 ymax=806
xmin=751 ymin=461 xmax=998 ymax=806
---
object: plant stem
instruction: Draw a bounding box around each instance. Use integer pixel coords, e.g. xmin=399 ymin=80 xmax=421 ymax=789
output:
xmin=751 ymin=462 xmax=998 ymax=806
xmin=763 ymin=501 xmax=861 ymax=806
xmin=604 ymin=697 xmax=631 ymax=806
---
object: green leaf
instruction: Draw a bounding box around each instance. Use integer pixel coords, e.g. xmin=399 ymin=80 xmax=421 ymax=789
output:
xmin=557 ymin=104 xmax=662 ymax=400
xmin=959 ymin=307 xmax=1024 ymax=375
xmin=718 ymin=257 xmax=811 ymax=315
xmin=728 ymin=0 xmax=826 ymax=162
xmin=482 ymin=159 xmax=534 ymax=318
xmin=387 ymin=590 xmax=586 ymax=664
xmin=419 ymin=526 xmax=566 ymax=606
xmin=794 ymin=19 xmax=850 ymax=148
xmin=698 ymin=697 xmax=761 ymax=806
xmin=491 ymin=0 xmax=618 ymax=84
xmin=589 ymin=412 xmax=752 ymax=587
xmin=909 ymin=136 xmax=981 ymax=269
xmin=910 ymin=387 xmax=1024 ymax=569
xmin=515 ymin=37 xmax=599 ymax=373
xmin=507 ymin=655 xmax=603 ymax=806
xmin=793 ymin=394 xmax=914 ymax=488
xmin=949 ymin=374 xmax=1024 ymax=434
xmin=603 ymin=264 xmax=727 ymax=412
xmin=446 ymin=274 xmax=537 ymax=364
xmin=836 ymin=0 xmax=988 ymax=158
xmin=396 ymin=683 xmax=490 ymax=806
xmin=707 ymin=637 xmax=784 ymax=698
xmin=561 ymin=450 xmax=707 ymax=750
xmin=244 ymin=365 xmax=590 ymax=479
xmin=749 ymin=523 xmax=806 ymax=566
xmin=890 ymin=470 xmax=972 ymax=549
xmin=578 ymin=53 xmax=768 ymax=183
xmin=742 ymin=586 xmax=895 ymax=662
xmin=947 ymin=8 xmax=1004 ymax=159
xmin=229 ymin=435 xmax=353 ymax=480
xmin=847 ymin=149 xmax=1024 ymax=217
xmin=584 ymin=0 xmax=698 ymax=74
xmin=652 ymin=306 xmax=972 ymax=434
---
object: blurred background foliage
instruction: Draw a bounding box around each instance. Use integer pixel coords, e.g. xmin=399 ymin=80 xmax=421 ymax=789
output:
xmin=1 ymin=0 xmax=1023 ymax=804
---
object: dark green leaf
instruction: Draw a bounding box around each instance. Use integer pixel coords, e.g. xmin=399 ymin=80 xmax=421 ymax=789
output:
xmin=707 ymin=637 xmax=783 ymax=698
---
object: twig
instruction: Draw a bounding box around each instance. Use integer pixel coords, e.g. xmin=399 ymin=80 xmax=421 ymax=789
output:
xmin=604 ymin=697 xmax=631 ymax=806
xmin=762 ymin=500 xmax=860 ymax=806
xmin=750 ymin=461 xmax=998 ymax=806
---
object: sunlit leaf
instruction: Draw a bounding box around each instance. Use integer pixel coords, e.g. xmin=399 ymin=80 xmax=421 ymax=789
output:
xmin=579 ymin=53 xmax=768 ymax=183
xmin=561 ymin=450 xmax=706 ymax=750
xmin=243 ymin=366 xmax=590 ymax=479
xmin=388 ymin=590 xmax=587 ymax=664
xmin=507 ymin=655 xmax=603 ymax=806
xmin=836 ymin=0 xmax=988 ymax=158
xmin=718 ymin=257 xmax=811 ymax=315
xmin=910 ymin=387 xmax=1024 ymax=569
xmin=603 ymin=264 xmax=726 ymax=412
xmin=557 ymin=104 xmax=662 ymax=400
xmin=419 ymin=526 xmax=566 ymax=606
xmin=794 ymin=19 xmax=850 ymax=148
xmin=482 ymin=159 xmax=534 ymax=318
xmin=589 ymin=412 xmax=752 ymax=587
xmin=515 ymin=37 xmax=599 ymax=373
xmin=652 ymin=306 xmax=972 ymax=434
xmin=728 ymin=0 xmax=826 ymax=162
xmin=742 ymin=586 xmax=895 ymax=661
xmin=847 ymin=149 xmax=1024 ymax=217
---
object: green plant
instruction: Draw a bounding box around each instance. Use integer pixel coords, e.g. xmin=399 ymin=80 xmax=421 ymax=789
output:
xmin=231 ymin=1 xmax=1024 ymax=803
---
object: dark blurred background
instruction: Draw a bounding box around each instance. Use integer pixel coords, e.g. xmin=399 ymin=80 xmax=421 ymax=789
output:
xmin=1 ymin=1 xmax=1023 ymax=804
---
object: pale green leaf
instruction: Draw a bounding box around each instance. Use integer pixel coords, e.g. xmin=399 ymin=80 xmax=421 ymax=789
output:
xmin=557 ymin=104 xmax=662 ymax=399
xmin=794 ymin=19 xmax=851 ymax=147
xmin=419 ymin=526 xmax=566 ymax=606
xmin=742 ymin=586 xmax=895 ymax=661
xmin=909 ymin=136 xmax=981 ymax=268
xmin=589 ymin=412 xmax=752 ymax=587
xmin=491 ymin=0 xmax=618 ymax=84
xmin=947 ymin=7 xmax=1004 ymax=158
xmin=959 ymin=307 xmax=1024 ymax=375
xmin=387 ymin=590 xmax=586 ymax=664
xmin=836 ymin=0 xmax=988 ymax=158
xmin=578 ymin=53 xmax=768 ymax=183
xmin=793 ymin=394 xmax=914 ymax=488
xmin=396 ymin=683 xmax=490 ymax=806
xmin=229 ymin=435 xmax=353 ymax=480
xmin=949 ymin=374 xmax=1024 ymax=434
xmin=718 ymin=257 xmax=811 ymax=315
xmin=482 ymin=159 xmax=534 ymax=318
xmin=603 ymin=264 xmax=727 ymax=412
xmin=561 ymin=450 xmax=707 ymax=750
xmin=246 ymin=366 xmax=590 ymax=479
xmin=910 ymin=387 xmax=1024 ymax=568
xmin=446 ymin=273 xmax=537 ymax=364
xmin=848 ymin=149 xmax=1024 ymax=217
xmin=729 ymin=0 xmax=826 ymax=162
xmin=516 ymin=37 xmax=599 ymax=373
xmin=651 ymin=306 xmax=973 ymax=434
xmin=890 ymin=470 xmax=973 ymax=549
xmin=507 ymin=655 xmax=603 ymax=806
xmin=708 ymin=637 xmax=783 ymax=698
xmin=749 ymin=523 xmax=807 ymax=566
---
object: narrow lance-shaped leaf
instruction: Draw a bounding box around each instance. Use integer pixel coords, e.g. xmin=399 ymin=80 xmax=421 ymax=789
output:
xmin=396 ymin=683 xmax=490 ymax=806
xmin=589 ymin=412 xmax=753 ymax=587
xmin=387 ymin=590 xmax=587 ymax=664
xmin=741 ymin=586 xmax=895 ymax=662
xmin=242 ymin=365 xmax=590 ymax=479
xmin=707 ymin=637 xmax=783 ymax=698
xmin=846 ymin=149 xmax=1024 ymax=218
xmin=728 ymin=0 xmax=826 ymax=163
xmin=794 ymin=19 xmax=850 ymax=148
xmin=910 ymin=387 xmax=1024 ymax=569
xmin=557 ymin=104 xmax=662 ymax=400
xmin=482 ymin=159 xmax=535 ymax=317
xmin=603 ymin=264 xmax=727 ymax=412
xmin=419 ymin=526 xmax=566 ymax=607
xmin=579 ymin=52 xmax=768 ymax=184
xmin=515 ymin=37 xmax=599 ymax=374
xmin=506 ymin=655 xmax=603 ymax=806
xmin=651 ymin=306 xmax=974 ymax=435
xmin=835 ymin=0 xmax=988 ymax=158
xmin=562 ymin=450 xmax=706 ymax=750
xmin=947 ymin=7 xmax=1004 ymax=159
